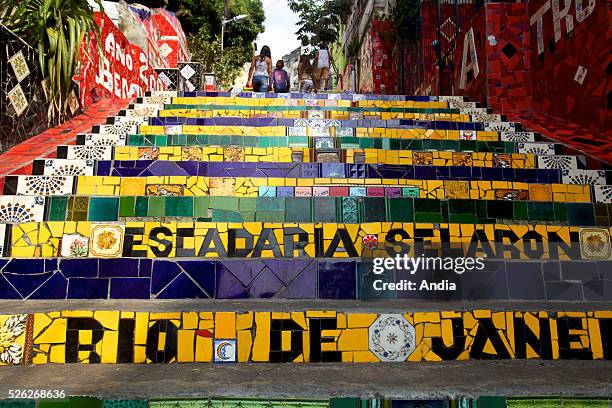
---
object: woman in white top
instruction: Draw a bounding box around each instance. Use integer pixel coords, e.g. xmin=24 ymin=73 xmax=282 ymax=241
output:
xmin=247 ymin=45 xmax=273 ymax=92
xmin=313 ymin=45 xmax=332 ymax=91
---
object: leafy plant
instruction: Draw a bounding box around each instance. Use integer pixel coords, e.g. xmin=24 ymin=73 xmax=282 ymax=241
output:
xmin=1 ymin=0 xmax=102 ymax=122
xmin=188 ymin=31 xmax=245 ymax=89
xmin=346 ymin=37 xmax=360 ymax=58
xmin=287 ymin=0 xmax=351 ymax=49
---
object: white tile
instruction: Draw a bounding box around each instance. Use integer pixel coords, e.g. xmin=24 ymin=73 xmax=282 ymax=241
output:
xmin=42 ymin=159 xmax=94 ymax=176
xmin=0 ymin=196 xmax=45 ymax=222
xmin=519 ymin=142 xmax=556 ymax=155
xmin=83 ymin=133 xmax=126 ymax=146
xmin=562 ymin=169 xmax=607 ymax=185
xmin=65 ymin=145 xmax=113 ymax=160
xmin=536 ymin=155 xmax=578 ymax=170
xmin=16 ymin=176 xmax=74 ymax=196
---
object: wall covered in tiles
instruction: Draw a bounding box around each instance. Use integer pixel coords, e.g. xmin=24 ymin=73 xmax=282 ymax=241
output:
xmin=0 ymin=26 xmax=50 ymax=153
xmin=76 ymin=12 xmax=166 ymax=109
xmin=0 ymin=310 xmax=608 ymax=365
xmin=527 ymin=0 xmax=609 ymax=129
xmin=402 ymin=0 xmax=609 ymax=130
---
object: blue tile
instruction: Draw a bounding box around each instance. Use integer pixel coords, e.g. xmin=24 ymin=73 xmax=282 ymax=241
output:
xmin=3 ymin=259 xmax=44 ymax=274
xmin=29 ymin=272 xmax=68 ymax=299
xmin=177 ymin=260 xmax=216 ymax=297
xmin=4 ymin=271 xmax=54 ymax=298
xmin=60 ymin=258 xmax=99 ymax=278
xmin=110 ymin=278 xmax=150 ymax=299
xmin=318 ymin=261 xmax=356 ymax=299
xmin=67 ymin=278 xmax=109 ymax=299
xmin=156 ymin=272 xmax=209 ymax=299
xmin=0 ymin=275 xmax=22 ymax=299
xmin=99 ymin=258 xmax=139 ymax=277
xmin=151 ymin=260 xmax=181 ymax=294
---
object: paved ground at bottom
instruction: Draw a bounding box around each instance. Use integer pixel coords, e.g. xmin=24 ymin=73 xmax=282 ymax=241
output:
xmin=0 ymin=360 xmax=610 ymax=399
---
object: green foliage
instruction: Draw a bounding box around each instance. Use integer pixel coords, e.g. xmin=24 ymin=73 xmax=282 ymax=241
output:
xmin=392 ymin=0 xmax=421 ymax=32
xmin=188 ymin=34 xmax=244 ymax=89
xmin=346 ymin=37 xmax=360 ymax=58
xmin=0 ymin=0 xmax=101 ymax=122
xmin=287 ymin=0 xmax=351 ymax=49
xmin=181 ymin=0 xmax=265 ymax=88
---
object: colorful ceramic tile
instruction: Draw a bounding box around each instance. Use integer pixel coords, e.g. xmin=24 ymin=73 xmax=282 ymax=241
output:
xmin=60 ymin=233 xmax=89 ymax=257
xmin=537 ymin=155 xmax=578 ymax=170
xmin=579 ymin=228 xmax=612 ymax=260
xmin=518 ymin=142 xmax=555 ymax=156
xmin=84 ymin=133 xmax=127 ymax=146
xmin=42 ymin=159 xmax=94 ymax=176
xmin=89 ymin=224 xmax=125 ymax=257
xmin=0 ymin=314 xmax=28 ymax=365
xmin=368 ymin=314 xmax=416 ymax=362
xmin=0 ymin=196 xmax=45 ymax=222
xmin=65 ymin=145 xmax=113 ymax=160
xmin=562 ymin=170 xmax=607 ymax=185
xmin=213 ymin=339 xmax=237 ymax=363
xmin=16 ymin=176 xmax=74 ymax=196
xmin=8 ymin=50 xmax=30 ymax=82
xmin=594 ymin=186 xmax=612 ymax=203
xmin=7 ymin=83 xmax=28 ymax=116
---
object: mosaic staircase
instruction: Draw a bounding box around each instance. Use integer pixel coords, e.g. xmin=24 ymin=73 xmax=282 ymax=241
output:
xmin=0 ymin=91 xmax=610 ymax=368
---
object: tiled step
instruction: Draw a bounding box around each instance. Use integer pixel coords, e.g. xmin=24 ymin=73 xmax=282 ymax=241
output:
xmin=4 ymin=220 xmax=609 ymax=261
xmin=108 ymin=146 xmax=541 ymax=169
xmin=59 ymin=140 xmax=570 ymax=157
xmin=2 ymin=175 xmax=596 ymax=203
xmin=120 ymin=106 xmax=503 ymax=122
xmin=3 ymin=195 xmax=609 ymax=226
xmin=141 ymin=91 xmax=470 ymax=102
xmin=0 ymin=257 xmax=607 ymax=301
xmin=31 ymin=159 xmax=611 ymax=185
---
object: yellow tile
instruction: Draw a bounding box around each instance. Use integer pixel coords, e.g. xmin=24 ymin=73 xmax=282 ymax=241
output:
xmin=215 ymin=312 xmax=236 ymax=338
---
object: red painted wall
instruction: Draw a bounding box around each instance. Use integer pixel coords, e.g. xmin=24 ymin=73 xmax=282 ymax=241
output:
xmin=527 ymin=0 xmax=609 ymax=129
xmin=77 ymin=13 xmax=166 ymax=109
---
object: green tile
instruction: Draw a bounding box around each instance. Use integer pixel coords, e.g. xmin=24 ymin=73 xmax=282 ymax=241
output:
xmin=134 ymin=197 xmax=148 ymax=217
xmin=239 ymin=197 xmax=257 ymax=212
xmin=193 ymin=197 xmax=210 ymax=217
xmin=513 ymin=201 xmax=528 ymax=220
xmin=88 ymin=197 xmax=119 ymax=221
xmin=48 ymin=196 xmax=68 ymax=221
xmin=212 ymin=209 xmax=243 ymax=222
xmin=256 ymin=211 xmax=285 ymax=222
xmin=414 ymin=198 xmax=441 ymax=213
xmin=285 ymin=197 xmax=311 ymax=222
xmin=165 ymin=197 xmax=193 ymax=217
xmin=387 ymin=198 xmax=413 ymax=222
xmin=256 ymin=197 xmax=285 ymax=212
xmin=414 ymin=212 xmax=443 ymax=223
xmin=554 ymin=202 xmax=568 ymax=222
xmin=148 ymin=197 xmax=165 ymax=216
xmin=39 ymin=397 xmax=102 ymax=408
xmin=528 ymin=202 xmax=554 ymax=221
xmin=119 ymin=196 xmax=135 ymax=217
xmin=210 ymin=197 xmax=239 ymax=211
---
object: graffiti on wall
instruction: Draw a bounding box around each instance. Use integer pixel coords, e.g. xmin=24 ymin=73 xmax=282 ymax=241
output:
xmin=0 ymin=310 xmax=609 ymax=365
xmin=77 ymin=13 xmax=165 ymax=109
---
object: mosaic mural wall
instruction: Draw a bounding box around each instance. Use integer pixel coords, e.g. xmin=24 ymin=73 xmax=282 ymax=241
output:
xmin=0 ymin=26 xmax=50 ymax=153
xmin=402 ymin=0 xmax=609 ymax=130
xmin=76 ymin=12 xmax=166 ymax=109
xmin=0 ymin=310 xmax=607 ymax=365
xmin=0 ymin=257 xmax=607 ymax=301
